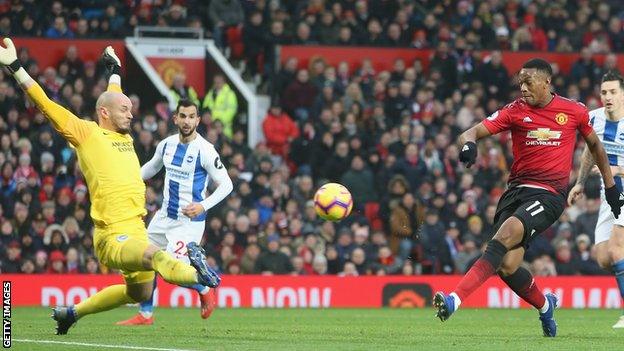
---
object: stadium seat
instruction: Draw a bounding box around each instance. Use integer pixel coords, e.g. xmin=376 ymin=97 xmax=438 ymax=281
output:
xmin=226 ymin=26 xmax=244 ymax=60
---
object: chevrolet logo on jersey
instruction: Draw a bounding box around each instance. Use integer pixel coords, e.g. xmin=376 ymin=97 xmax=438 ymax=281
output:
xmin=526 ymin=128 xmax=562 ymax=146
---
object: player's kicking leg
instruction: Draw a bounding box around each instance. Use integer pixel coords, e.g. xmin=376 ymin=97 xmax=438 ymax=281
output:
xmin=434 ymin=217 xmax=521 ymax=322
xmin=434 ymin=221 xmax=557 ymax=336
xmin=435 ymin=188 xmax=563 ymax=337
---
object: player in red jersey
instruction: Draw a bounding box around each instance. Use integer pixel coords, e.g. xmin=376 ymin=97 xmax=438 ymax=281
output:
xmin=433 ymin=58 xmax=624 ymax=336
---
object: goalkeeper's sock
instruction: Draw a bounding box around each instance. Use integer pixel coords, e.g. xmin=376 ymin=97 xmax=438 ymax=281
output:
xmin=454 ymin=240 xmax=507 ymax=301
xmin=139 ymin=278 xmax=157 ymax=318
xmin=613 ymin=259 xmax=624 ymax=301
xmin=499 ymin=266 xmax=546 ymax=310
xmin=75 ymin=284 xmax=135 ymax=318
xmin=152 ymin=250 xmax=198 ymax=285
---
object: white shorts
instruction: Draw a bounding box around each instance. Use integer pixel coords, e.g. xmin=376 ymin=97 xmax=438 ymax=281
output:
xmin=147 ymin=211 xmax=206 ymax=264
xmin=595 ymin=194 xmax=624 ymax=244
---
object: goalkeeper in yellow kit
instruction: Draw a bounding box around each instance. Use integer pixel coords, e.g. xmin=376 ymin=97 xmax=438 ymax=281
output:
xmin=0 ymin=38 xmax=221 ymax=335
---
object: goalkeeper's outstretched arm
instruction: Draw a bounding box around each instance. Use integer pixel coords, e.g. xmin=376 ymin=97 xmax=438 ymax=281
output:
xmin=0 ymin=38 xmax=91 ymax=146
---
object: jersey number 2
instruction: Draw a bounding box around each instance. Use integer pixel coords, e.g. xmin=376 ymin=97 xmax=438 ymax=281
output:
xmin=174 ymin=241 xmax=186 ymax=255
xmin=526 ymin=201 xmax=544 ymax=216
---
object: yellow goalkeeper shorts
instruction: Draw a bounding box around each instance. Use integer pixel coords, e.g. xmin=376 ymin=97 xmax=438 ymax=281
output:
xmin=93 ymin=216 xmax=155 ymax=285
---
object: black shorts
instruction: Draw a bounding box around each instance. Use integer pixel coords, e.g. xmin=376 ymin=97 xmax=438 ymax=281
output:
xmin=492 ymin=187 xmax=565 ymax=248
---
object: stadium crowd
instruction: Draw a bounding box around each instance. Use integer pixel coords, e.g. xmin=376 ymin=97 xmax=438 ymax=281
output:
xmin=2 ymin=1 xmax=624 ymax=78
xmin=0 ymin=0 xmax=622 ymax=277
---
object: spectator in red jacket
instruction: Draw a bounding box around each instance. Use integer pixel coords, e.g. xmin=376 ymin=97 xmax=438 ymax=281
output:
xmin=262 ymin=102 xmax=299 ymax=158
xmin=47 ymin=249 xmax=66 ymax=274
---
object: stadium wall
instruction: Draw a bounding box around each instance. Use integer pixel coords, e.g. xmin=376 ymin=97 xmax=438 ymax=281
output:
xmin=5 ymin=275 xmax=620 ymax=309
xmin=280 ymin=46 xmax=624 ymax=75
xmin=13 ymin=38 xmax=126 ymax=71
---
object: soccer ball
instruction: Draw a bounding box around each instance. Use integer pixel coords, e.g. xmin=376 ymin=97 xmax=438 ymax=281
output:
xmin=313 ymin=183 xmax=353 ymax=221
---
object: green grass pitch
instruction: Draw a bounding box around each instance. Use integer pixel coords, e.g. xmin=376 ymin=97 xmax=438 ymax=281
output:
xmin=9 ymin=307 xmax=624 ymax=350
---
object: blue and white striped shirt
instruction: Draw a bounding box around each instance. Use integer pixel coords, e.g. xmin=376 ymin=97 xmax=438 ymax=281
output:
xmin=142 ymin=134 xmax=232 ymax=221
xmin=589 ymin=107 xmax=624 ymax=192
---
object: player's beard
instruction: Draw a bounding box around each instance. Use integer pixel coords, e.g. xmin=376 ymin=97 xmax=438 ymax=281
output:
xmin=116 ymin=123 xmax=131 ymax=134
xmin=113 ymin=117 xmax=131 ymax=134
xmin=522 ymin=95 xmax=534 ymax=106
xmin=179 ymin=126 xmax=196 ymax=138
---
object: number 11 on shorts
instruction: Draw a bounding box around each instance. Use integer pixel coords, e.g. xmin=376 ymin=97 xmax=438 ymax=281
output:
xmin=526 ymin=200 xmax=544 ymax=216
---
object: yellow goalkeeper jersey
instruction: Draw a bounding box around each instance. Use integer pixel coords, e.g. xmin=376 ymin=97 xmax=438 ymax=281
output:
xmin=26 ymin=82 xmax=146 ymax=227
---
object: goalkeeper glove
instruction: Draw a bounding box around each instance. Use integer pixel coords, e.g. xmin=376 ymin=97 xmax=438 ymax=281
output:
xmin=0 ymin=38 xmax=21 ymax=74
xmin=101 ymin=45 xmax=121 ymax=76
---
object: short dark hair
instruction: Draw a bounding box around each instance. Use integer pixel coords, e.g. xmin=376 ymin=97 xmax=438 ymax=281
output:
xmin=601 ymin=70 xmax=624 ymax=89
xmin=522 ymin=58 xmax=553 ymax=77
xmin=175 ymin=99 xmax=198 ymax=114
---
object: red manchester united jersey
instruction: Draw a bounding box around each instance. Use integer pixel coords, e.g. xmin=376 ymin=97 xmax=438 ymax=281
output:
xmin=482 ymin=94 xmax=593 ymax=195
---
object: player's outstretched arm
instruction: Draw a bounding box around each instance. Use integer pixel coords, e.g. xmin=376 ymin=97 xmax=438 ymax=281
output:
xmin=457 ymin=122 xmax=491 ymax=168
xmin=141 ymin=140 xmax=165 ymax=180
xmin=182 ymin=147 xmax=233 ymax=218
xmin=102 ymin=46 xmax=122 ymax=93
xmin=584 ymin=130 xmax=624 ymax=217
xmin=0 ymin=38 xmax=90 ymax=146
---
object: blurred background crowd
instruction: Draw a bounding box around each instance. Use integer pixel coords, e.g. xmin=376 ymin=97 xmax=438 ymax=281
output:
xmin=0 ymin=0 xmax=621 ymax=278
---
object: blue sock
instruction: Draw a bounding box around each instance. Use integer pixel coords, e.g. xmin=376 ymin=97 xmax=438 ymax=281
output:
xmin=139 ymin=278 xmax=157 ymax=317
xmin=187 ymin=283 xmax=209 ymax=295
xmin=612 ymin=259 xmax=624 ymax=308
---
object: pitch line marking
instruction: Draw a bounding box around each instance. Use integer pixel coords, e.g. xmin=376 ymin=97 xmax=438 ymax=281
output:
xmin=14 ymin=339 xmax=196 ymax=351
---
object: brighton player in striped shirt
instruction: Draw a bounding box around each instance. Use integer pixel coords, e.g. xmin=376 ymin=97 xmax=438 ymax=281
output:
xmin=116 ymin=98 xmax=233 ymax=325
xmin=569 ymin=71 xmax=624 ymax=328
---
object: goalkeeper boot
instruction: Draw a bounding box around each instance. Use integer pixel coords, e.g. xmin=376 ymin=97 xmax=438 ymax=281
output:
xmin=433 ymin=292 xmax=456 ymax=322
xmin=538 ymin=293 xmax=558 ymax=337
xmin=187 ymin=242 xmax=221 ymax=288
xmin=51 ymin=306 xmax=77 ymax=335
